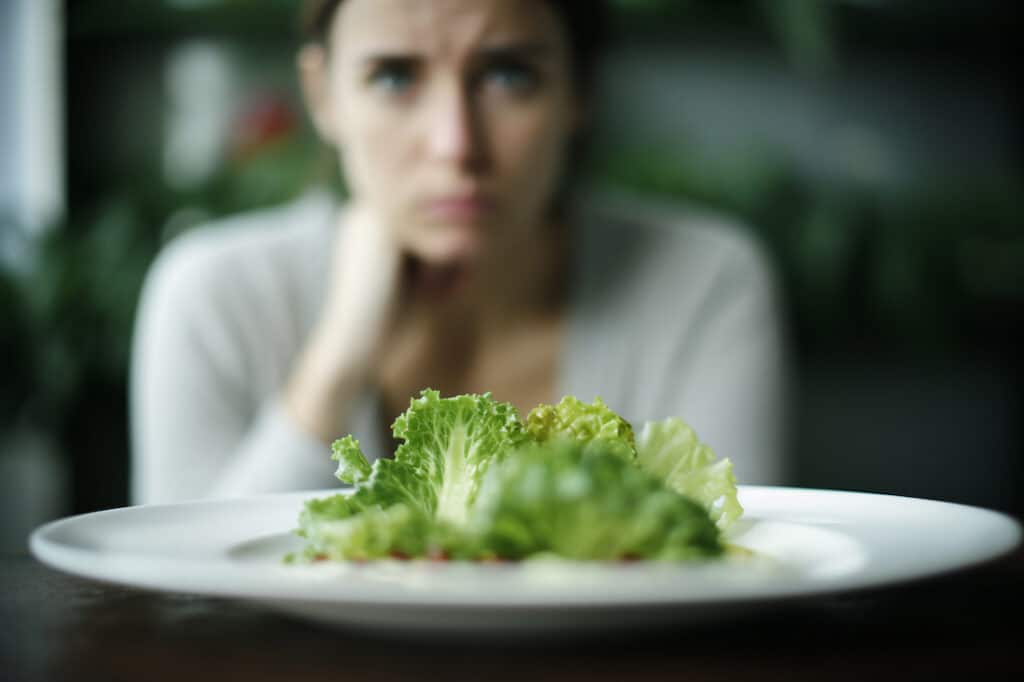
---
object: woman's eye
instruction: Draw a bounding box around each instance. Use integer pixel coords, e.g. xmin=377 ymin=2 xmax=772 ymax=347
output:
xmin=368 ymin=61 xmax=417 ymax=95
xmin=483 ymin=60 xmax=539 ymax=95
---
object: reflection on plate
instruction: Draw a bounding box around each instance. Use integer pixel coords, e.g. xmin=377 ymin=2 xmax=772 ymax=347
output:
xmin=30 ymin=487 xmax=1021 ymax=634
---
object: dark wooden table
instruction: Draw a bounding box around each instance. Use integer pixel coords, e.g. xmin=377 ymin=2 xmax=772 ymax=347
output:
xmin=3 ymin=546 xmax=1022 ymax=682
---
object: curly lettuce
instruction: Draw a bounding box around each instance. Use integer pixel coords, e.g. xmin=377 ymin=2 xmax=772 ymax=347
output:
xmin=294 ymin=391 xmax=742 ymax=562
xmin=526 ymin=395 xmax=636 ymax=461
xmin=296 ymin=390 xmax=524 ymax=560
xmin=472 ymin=439 xmax=722 ymax=561
xmin=636 ymin=418 xmax=743 ymax=530
xmin=526 ymin=396 xmax=741 ymax=531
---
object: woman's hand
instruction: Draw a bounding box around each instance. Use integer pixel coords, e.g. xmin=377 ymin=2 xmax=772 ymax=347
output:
xmin=284 ymin=202 xmax=478 ymax=444
xmin=284 ymin=205 xmax=406 ymax=443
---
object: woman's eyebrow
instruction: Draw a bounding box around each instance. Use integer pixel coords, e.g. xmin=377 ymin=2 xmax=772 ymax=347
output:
xmin=360 ymin=41 xmax=554 ymax=64
xmin=477 ymin=42 xmax=555 ymax=62
xmin=360 ymin=52 xmax=422 ymax=67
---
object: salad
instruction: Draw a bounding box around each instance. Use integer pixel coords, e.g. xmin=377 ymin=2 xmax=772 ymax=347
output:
xmin=290 ymin=390 xmax=741 ymax=563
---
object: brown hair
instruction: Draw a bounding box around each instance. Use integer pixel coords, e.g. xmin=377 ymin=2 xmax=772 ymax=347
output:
xmin=299 ymin=0 xmax=608 ymax=96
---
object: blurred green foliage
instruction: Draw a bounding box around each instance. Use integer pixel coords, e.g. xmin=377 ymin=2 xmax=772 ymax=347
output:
xmin=593 ymin=145 xmax=1024 ymax=356
xmin=0 ymin=128 xmax=336 ymax=504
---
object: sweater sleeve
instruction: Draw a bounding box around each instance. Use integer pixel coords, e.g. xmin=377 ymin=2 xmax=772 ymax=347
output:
xmin=208 ymin=391 xmax=383 ymax=499
xmin=130 ymin=233 xmax=373 ymax=504
xmin=564 ymin=196 xmax=790 ymax=487
xmin=670 ymin=233 xmax=791 ymax=486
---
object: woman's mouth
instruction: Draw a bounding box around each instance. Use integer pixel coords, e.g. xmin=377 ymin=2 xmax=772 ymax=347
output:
xmin=424 ymin=194 xmax=495 ymax=223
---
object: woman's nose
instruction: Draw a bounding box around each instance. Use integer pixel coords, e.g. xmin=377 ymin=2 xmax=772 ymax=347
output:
xmin=427 ymin=83 xmax=485 ymax=172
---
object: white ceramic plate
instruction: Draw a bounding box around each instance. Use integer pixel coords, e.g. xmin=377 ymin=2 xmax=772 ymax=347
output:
xmin=30 ymin=486 xmax=1021 ymax=634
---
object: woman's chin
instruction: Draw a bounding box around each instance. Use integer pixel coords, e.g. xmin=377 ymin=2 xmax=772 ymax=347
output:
xmin=400 ymin=232 xmax=483 ymax=303
xmin=412 ymin=230 xmax=485 ymax=267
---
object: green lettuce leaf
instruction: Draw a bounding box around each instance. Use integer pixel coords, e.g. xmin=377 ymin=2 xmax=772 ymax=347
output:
xmin=331 ymin=435 xmax=372 ymax=485
xmin=294 ymin=391 xmax=741 ymax=562
xmin=391 ymin=389 xmax=527 ymax=525
xmin=526 ymin=395 xmax=637 ymax=461
xmin=635 ymin=418 xmax=743 ymax=530
xmin=298 ymin=500 xmax=443 ymax=561
xmin=295 ymin=390 xmax=525 ymax=560
xmin=471 ymin=439 xmax=723 ymax=561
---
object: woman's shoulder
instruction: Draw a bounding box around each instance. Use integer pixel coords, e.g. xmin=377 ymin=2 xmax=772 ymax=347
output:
xmin=137 ymin=190 xmax=339 ymax=340
xmin=144 ymin=190 xmax=336 ymax=301
xmin=154 ymin=190 xmax=336 ymax=279
xmin=581 ymin=188 xmax=764 ymax=261
xmin=574 ymin=187 xmax=775 ymax=294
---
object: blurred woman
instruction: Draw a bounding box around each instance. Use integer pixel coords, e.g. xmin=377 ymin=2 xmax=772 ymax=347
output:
xmin=131 ymin=0 xmax=787 ymax=503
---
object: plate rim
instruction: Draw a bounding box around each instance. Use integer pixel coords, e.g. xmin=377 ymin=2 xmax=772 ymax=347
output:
xmin=29 ymin=485 xmax=1022 ymax=609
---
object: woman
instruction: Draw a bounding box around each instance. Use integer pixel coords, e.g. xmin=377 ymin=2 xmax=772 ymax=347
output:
xmin=131 ymin=0 xmax=787 ymax=503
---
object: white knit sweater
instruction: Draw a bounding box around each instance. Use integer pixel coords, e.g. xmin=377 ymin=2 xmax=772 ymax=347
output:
xmin=131 ymin=189 xmax=789 ymax=504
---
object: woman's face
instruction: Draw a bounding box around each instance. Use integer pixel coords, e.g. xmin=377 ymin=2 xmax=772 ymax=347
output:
xmin=302 ymin=0 xmax=581 ymax=265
